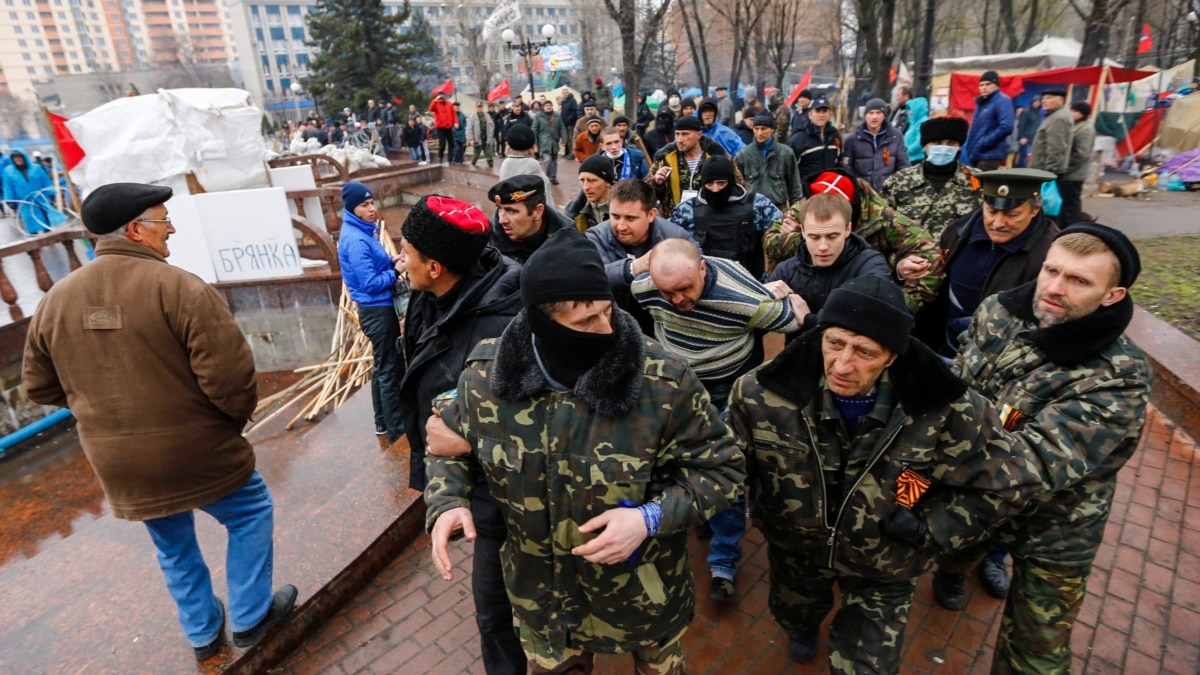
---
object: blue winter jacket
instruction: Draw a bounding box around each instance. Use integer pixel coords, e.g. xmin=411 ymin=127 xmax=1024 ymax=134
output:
xmin=963 ymin=91 xmax=1014 ymax=164
xmin=3 ymin=149 xmax=65 ymax=234
xmin=702 ymin=120 xmax=746 ymax=157
xmin=903 ymin=97 xmax=930 ymax=161
xmin=337 ymin=209 xmax=397 ymax=308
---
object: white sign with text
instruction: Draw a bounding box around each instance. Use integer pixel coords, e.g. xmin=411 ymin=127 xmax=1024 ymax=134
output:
xmin=193 ymin=187 xmax=304 ymax=282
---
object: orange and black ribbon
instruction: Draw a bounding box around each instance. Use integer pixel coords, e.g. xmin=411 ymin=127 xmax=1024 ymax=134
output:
xmin=896 ymin=468 xmax=932 ymax=509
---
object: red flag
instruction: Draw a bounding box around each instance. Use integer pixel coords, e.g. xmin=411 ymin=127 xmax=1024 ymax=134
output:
xmin=430 ymin=79 xmax=455 ymax=97
xmin=1137 ymin=23 xmax=1153 ymax=55
xmin=47 ymin=112 xmax=85 ymax=171
xmin=487 ymin=79 xmax=511 ymax=103
xmin=392 ymin=95 xmax=404 ymax=105
xmin=784 ymin=70 xmax=813 ymax=108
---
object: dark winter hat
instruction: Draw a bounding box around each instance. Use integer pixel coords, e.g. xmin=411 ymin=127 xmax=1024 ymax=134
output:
xmin=656 ymin=109 xmax=676 ymax=124
xmin=818 ymin=276 xmax=913 ymax=355
xmin=585 ymin=115 xmax=605 ymax=128
xmin=1042 ymin=87 xmax=1067 ymax=98
xmin=865 ymin=98 xmax=889 ymax=114
xmin=613 ymin=115 xmax=632 ymax=126
xmin=1055 ymin=223 xmax=1141 ymax=288
xmin=753 ymin=113 xmax=776 ymax=128
xmin=698 ymin=98 xmax=720 ymax=115
xmin=1070 ymin=101 xmax=1093 ymax=118
xmin=919 ymin=116 xmax=970 ymax=146
xmin=980 ymin=70 xmax=1000 ymax=85
xmin=401 ymin=195 xmax=491 ymax=275
xmin=799 ymin=88 xmax=813 ymax=100
xmin=579 ymin=155 xmax=616 ymax=185
xmin=811 ymin=96 xmax=832 ymax=110
xmin=520 ymin=229 xmax=613 ymax=310
xmin=341 ymin=181 xmax=373 ymax=213
xmin=674 ymin=115 xmax=703 ymax=132
xmin=505 ymin=124 xmax=535 ymax=151
xmin=699 ymin=155 xmax=737 ymax=185
xmin=488 ymin=174 xmax=545 ymax=205
xmin=81 ymin=182 xmax=173 ymax=235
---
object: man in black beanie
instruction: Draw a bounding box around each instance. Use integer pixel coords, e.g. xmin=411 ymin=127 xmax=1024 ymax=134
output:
xmin=566 ymin=154 xmax=616 ymax=232
xmin=935 ymin=223 xmax=1150 ymax=675
xmin=397 ymin=194 xmax=525 ymax=674
xmin=881 ymin=115 xmax=981 ymax=239
xmin=425 ymin=229 xmax=745 ymax=674
xmin=728 ymin=274 xmax=1045 ymax=671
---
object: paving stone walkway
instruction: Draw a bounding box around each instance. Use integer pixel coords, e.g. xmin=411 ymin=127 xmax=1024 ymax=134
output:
xmin=280 ymin=405 xmax=1199 ymax=674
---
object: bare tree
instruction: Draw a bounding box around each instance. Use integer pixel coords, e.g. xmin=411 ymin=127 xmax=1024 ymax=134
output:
xmin=676 ymin=0 xmax=713 ymax=91
xmin=853 ymin=0 xmax=898 ymax=101
xmin=448 ymin=2 xmax=496 ymax=95
xmin=1068 ymin=0 xmax=1133 ymax=65
xmin=758 ymin=0 xmax=813 ymax=90
xmin=707 ymin=0 xmax=770 ymax=96
xmin=601 ymin=0 xmax=674 ymax=106
xmin=642 ymin=1 xmax=683 ymax=88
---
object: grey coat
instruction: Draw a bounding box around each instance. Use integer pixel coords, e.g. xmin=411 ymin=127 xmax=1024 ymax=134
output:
xmin=1030 ymin=105 xmax=1074 ymax=176
xmin=1064 ymin=121 xmax=1096 ymax=182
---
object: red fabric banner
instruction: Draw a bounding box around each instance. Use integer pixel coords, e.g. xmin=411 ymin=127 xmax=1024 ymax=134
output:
xmin=47 ymin=112 xmax=85 ymax=171
xmin=487 ymin=79 xmax=510 ymax=102
xmin=784 ymin=71 xmax=813 ymax=108
xmin=430 ymin=79 xmax=455 ymax=97
xmin=1137 ymin=23 xmax=1153 ymax=55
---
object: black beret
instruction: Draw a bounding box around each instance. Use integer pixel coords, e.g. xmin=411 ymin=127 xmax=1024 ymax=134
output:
xmin=506 ymin=123 xmax=535 ymax=151
xmin=674 ymin=115 xmax=703 ymax=132
xmin=1042 ymin=87 xmax=1067 ymax=97
xmin=81 ymin=182 xmax=173 ymax=235
xmin=1055 ymin=223 xmax=1141 ymax=288
xmin=920 ymin=116 xmax=970 ymax=146
xmin=488 ymin=174 xmax=545 ymax=205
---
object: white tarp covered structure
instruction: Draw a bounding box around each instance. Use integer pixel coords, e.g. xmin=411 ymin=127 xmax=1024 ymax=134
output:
xmin=67 ymin=88 xmax=269 ymax=193
xmin=933 ymin=37 xmax=1118 ymax=75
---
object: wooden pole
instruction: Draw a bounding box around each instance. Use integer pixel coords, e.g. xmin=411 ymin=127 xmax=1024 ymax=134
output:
xmin=39 ymin=105 xmax=83 ymax=215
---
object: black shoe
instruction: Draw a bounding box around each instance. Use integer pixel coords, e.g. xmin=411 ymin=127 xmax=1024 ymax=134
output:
xmin=932 ymin=568 xmax=966 ymax=610
xmin=979 ymin=558 xmax=1010 ymax=599
xmin=375 ymin=425 xmax=387 ymax=436
xmin=232 ymin=585 xmax=298 ymax=649
xmin=550 ymin=178 xmax=559 ymax=185
xmin=193 ymin=599 xmax=225 ymax=661
xmin=788 ymin=632 xmax=818 ymax=663
xmin=709 ymin=577 xmax=734 ymax=601
xmin=696 ymin=522 xmax=713 ymax=540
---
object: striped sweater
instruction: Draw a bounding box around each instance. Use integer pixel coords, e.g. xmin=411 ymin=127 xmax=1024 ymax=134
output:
xmin=632 ymin=256 xmax=800 ymax=382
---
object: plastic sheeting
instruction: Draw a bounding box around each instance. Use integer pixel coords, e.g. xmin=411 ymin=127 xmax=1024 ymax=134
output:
xmin=67 ymin=88 xmax=269 ymax=193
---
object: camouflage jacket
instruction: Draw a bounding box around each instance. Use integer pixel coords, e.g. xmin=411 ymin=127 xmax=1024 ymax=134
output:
xmin=762 ymin=175 xmax=943 ymax=310
xmin=425 ymin=308 xmax=745 ymax=656
xmin=729 ymin=328 xmax=1043 ymax=583
xmin=879 ymin=163 xmax=981 ymax=240
xmin=952 ymin=284 xmax=1151 ymax=566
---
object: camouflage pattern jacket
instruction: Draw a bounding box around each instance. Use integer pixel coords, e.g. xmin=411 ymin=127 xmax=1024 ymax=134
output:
xmin=879 ymin=162 xmax=981 ymax=240
xmin=425 ymin=307 xmax=745 ymax=656
xmin=729 ymin=328 xmax=1043 ymax=583
xmin=952 ymin=284 xmax=1151 ymax=566
xmin=762 ymin=172 xmax=943 ymax=310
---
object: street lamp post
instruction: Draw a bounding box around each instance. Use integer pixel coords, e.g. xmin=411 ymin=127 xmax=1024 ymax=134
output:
xmin=502 ymin=24 xmax=555 ymax=98
xmin=289 ymin=81 xmax=303 ymax=124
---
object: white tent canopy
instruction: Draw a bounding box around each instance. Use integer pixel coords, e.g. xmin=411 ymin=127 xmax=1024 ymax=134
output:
xmin=933 ymin=37 xmax=1119 ymax=75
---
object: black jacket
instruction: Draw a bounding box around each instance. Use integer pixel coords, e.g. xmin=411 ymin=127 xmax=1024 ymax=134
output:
xmin=768 ymin=233 xmax=891 ymax=330
xmin=400 ymin=246 xmax=521 ymax=491
xmin=401 ymin=123 xmax=426 ymax=148
xmin=560 ymin=95 xmax=580 ymax=129
xmin=488 ymin=204 xmax=573 ymax=264
xmin=788 ymin=120 xmax=842 ymax=182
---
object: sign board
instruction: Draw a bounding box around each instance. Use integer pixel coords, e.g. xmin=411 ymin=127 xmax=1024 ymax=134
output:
xmin=267 ymin=164 xmax=327 ymax=232
xmin=514 ymin=43 xmax=582 ymax=73
xmin=163 ymin=189 xmax=219 ymax=284
xmin=193 ymin=187 xmax=304 ymax=282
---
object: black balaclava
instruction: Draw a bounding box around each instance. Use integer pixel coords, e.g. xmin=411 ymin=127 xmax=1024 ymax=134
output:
xmin=699 ymin=156 xmax=737 ymax=208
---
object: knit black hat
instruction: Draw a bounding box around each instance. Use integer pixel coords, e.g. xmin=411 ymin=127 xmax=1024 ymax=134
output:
xmin=1070 ymin=101 xmax=1093 ymax=118
xmin=700 ymin=155 xmax=736 ymax=184
xmin=1055 ymin=223 xmax=1141 ymax=288
xmin=753 ymin=113 xmax=776 ymax=128
xmin=674 ymin=115 xmax=703 ymax=132
xmin=401 ymin=195 xmax=491 ymax=275
xmin=919 ymin=116 xmax=970 ymax=146
xmin=81 ymin=182 xmax=173 ymax=235
xmin=980 ymin=70 xmax=1000 ymax=85
xmin=506 ymin=124 xmax=535 ymax=151
xmin=818 ymin=276 xmax=913 ymax=354
xmin=800 ymin=88 xmax=813 ymax=100
xmin=520 ymin=229 xmax=613 ymax=310
xmin=698 ymin=98 xmax=719 ymax=115
xmin=865 ymin=98 xmax=888 ymax=114
xmin=1043 ymin=87 xmax=1067 ymax=97
xmin=613 ymin=115 xmax=631 ymax=126
xmin=579 ymin=155 xmax=615 ymax=184
xmin=584 ymin=115 xmax=604 ymax=128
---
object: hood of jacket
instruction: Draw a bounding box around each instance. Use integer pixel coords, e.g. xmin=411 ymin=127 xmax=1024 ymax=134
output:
xmin=997 ymin=280 xmax=1135 ymax=368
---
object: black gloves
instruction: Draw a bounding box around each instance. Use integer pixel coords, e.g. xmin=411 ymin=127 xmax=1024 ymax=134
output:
xmin=881 ymin=507 xmax=928 ymax=546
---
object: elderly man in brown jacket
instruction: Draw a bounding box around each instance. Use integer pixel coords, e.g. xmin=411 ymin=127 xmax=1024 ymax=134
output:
xmin=22 ymin=183 xmax=296 ymax=661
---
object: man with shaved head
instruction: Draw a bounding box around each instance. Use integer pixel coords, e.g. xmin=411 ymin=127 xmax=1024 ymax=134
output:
xmin=632 ymin=237 xmax=807 ymax=602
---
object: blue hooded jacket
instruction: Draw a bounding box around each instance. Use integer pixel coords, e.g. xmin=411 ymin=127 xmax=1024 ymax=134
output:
xmin=903 ymin=97 xmax=930 ymax=161
xmin=2 ymin=149 xmax=65 ymax=234
xmin=963 ymin=90 xmax=1014 ymax=164
xmin=337 ymin=209 xmax=397 ymax=308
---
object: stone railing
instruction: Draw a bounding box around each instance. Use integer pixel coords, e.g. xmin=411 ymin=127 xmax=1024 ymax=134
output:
xmin=0 ymin=228 xmax=93 ymax=322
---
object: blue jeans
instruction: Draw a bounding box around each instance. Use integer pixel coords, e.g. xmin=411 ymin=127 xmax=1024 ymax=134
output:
xmin=143 ymin=471 xmax=275 ymax=647
xmin=706 ymin=393 xmax=745 ymax=580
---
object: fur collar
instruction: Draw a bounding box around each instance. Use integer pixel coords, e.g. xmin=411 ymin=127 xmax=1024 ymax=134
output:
xmin=490 ymin=307 xmax=645 ymax=417
xmin=757 ymin=328 xmax=968 ymax=416
xmin=998 ymin=281 xmax=1133 ymax=367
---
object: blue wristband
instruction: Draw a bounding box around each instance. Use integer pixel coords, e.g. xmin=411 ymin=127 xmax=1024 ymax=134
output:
xmin=638 ymin=501 xmax=662 ymax=537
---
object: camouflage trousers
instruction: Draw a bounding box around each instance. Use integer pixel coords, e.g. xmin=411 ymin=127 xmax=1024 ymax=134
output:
xmin=767 ymin=543 xmax=917 ymax=674
xmin=990 ymin=556 xmax=1089 ymax=674
xmin=522 ymin=624 xmax=685 ymax=674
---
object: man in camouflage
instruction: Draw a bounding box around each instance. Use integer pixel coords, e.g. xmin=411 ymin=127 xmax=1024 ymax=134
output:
xmin=763 ymin=169 xmax=943 ymax=310
xmin=880 ymin=116 xmax=980 ymax=239
xmin=425 ymin=229 xmax=745 ymax=674
xmin=729 ymin=275 xmax=1043 ymax=672
xmin=647 ymin=115 xmax=733 ymax=218
xmin=943 ymin=224 xmax=1150 ymax=674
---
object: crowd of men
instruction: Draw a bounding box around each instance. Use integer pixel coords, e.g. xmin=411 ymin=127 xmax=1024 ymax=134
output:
xmin=27 ymin=71 xmax=1146 ymax=673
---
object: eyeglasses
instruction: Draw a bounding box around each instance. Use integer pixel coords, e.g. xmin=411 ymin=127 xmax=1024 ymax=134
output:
xmin=137 ymin=217 xmax=172 ymax=225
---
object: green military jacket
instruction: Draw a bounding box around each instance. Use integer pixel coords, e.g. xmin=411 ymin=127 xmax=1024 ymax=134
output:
xmin=425 ymin=308 xmax=745 ymax=657
xmin=735 ymin=140 xmax=803 ymax=209
xmin=762 ymin=176 xmax=943 ymax=310
xmin=879 ymin=162 xmax=981 ymax=240
xmin=952 ymin=285 xmax=1151 ymax=566
xmin=729 ymin=328 xmax=1043 ymax=583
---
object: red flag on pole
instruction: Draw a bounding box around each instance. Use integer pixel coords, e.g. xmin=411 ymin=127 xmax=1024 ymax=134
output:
xmin=487 ymin=79 xmax=511 ymax=102
xmin=47 ymin=112 xmax=85 ymax=171
xmin=1137 ymin=23 xmax=1153 ymax=55
xmin=784 ymin=70 xmax=813 ymax=108
xmin=431 ymin=79 xmax=455 ymax=97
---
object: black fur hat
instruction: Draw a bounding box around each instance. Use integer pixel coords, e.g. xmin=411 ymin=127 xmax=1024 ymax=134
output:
xmin=919 ymin=116 xmax=970 ymax=147
xmin=401 ymin=195 xmax=491 ymax=275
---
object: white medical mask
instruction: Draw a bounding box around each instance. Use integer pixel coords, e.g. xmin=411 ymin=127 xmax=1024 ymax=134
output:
xmin=926 ymin=145 xmax=960 ymax=166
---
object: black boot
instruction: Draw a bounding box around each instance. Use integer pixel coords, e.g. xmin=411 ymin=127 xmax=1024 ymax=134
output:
xmin=932 ymin=568 xmax=966 ymax=610
xmin=232 ymin=585 xmax=298 ymax=648
xmin=979 ymin=558 xmax=1010 ymax=599
xmin=788 ymin=632 xmax=818 ymax=663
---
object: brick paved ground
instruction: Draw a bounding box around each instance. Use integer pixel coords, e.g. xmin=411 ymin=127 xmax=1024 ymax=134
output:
xmin=280 ymin=406 xmax=1200 ymax=674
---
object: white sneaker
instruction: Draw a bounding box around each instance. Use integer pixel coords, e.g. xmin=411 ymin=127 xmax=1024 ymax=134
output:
xmin=419 ymin=160 xmax=429 ymax=166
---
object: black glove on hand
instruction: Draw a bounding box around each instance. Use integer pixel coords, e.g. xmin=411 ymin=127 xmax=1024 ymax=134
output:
xmin=881 ymin=507 xmax=928 ymax=546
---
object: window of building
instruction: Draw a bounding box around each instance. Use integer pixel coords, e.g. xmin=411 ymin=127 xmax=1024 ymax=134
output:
xmin=44 ymin=65 xmax=52 ymax=73
xmin=269 ymin=26 xmax=282 ymax=39
xmin=290 ymin=26 xmax=302 ymax=39
xmin=13 ymin=25 xmax=21 ymax=33
xmin=17 ymin=39 xmax=25 ymax=46
xmin=265 ymin=78 xmax=274 ymax=90
xmin=285 ymin=4 xmax=298 ymax=13
xmin=6 ymin=11 xmax=13 ymax=17
xmin=35 ymin=38 xmax=42 ymax=45
xmin=26 ymin=66 xmax=35 ymax=73
xmin=74 ymin=64 xmax=81 ymax=71
xmin=22 ymin=53 xmax=30 ymax=60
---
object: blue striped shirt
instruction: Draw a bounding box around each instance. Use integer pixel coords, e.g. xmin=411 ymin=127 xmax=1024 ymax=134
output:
xmin=632 ymin=256 xmax=800 ymax=382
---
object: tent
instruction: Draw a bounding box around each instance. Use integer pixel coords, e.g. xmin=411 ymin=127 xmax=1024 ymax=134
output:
xmin=934 ymin=37 xmax=1093 ymax=75
xmin=1020 ymin=65 xmax=1156 ymax=86
xmin=1160 ymin=92 xmax=1200 ymax=152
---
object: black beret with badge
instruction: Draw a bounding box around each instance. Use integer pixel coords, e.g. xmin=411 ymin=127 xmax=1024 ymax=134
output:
xmin=487 ymin=174 xmax=545 ymax=205
xmin=970 ymin=168 xmax=1057 ymax=210
xmin=81 ymin=182 xmax=174 ymax=235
